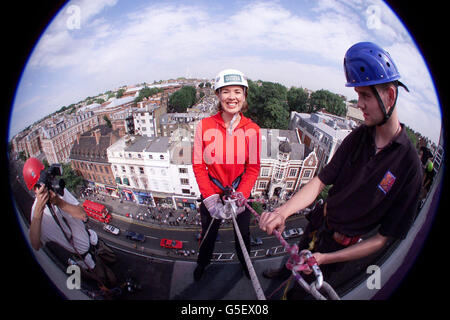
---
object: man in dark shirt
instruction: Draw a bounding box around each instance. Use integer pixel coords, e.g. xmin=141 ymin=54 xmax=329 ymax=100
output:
xmin=259 ymin=42 xmax=423 ymax=299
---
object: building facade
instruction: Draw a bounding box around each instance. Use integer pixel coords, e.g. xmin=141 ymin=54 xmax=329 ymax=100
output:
xmin=289 ymin=111 xmax=354 ymax=172
xmin=40 ymin=111 xmax=99 ymax=165
xmin=69 ymin=125 xmax=121 ymax=195
xmin=252 ymin=128 xmax=318 ymax=200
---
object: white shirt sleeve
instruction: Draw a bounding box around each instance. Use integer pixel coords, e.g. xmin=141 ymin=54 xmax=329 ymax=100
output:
xmin=61 ymin=188 xmax=79 ymax=206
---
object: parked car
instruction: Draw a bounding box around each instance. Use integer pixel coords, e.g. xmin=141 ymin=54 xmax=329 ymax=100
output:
xmin=125 ymin=230 xmax=145 ymax=242
xmin=103 ymin=224 xmax=120 ymax=235
xmin=282 ymin=227 xmax=304 ymax=239
xmin=250 ymin=236 xmax=263 ymax=246
xmin=160 ymin=238 xmax=183 ymax=249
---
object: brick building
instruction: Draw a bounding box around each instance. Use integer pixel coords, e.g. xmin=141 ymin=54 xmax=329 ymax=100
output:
xmin=69 ymin=125 xmax=121 ymax=195
xmin=40 ymin=111 xmax=99 ymax=164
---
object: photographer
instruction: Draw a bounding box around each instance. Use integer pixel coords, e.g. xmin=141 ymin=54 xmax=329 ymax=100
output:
xmin=23 ymin=158 xmax=115 ymax=286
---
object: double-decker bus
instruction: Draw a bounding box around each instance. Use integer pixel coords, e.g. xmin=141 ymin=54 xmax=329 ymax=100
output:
xmin=82 ymin=199 xmax=112 ymax=223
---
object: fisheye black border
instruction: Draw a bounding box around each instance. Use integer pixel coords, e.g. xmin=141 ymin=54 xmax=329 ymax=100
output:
xmin=3 ymin=0 xmax=446 ymax=306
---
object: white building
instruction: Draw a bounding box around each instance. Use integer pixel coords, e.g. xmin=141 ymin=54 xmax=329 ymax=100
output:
xmin=169 ymin=140 xmax=201 ymax=209
xmin=133 ymin=103 xmax=159 ymax=138
xmin=289 ymin=111 xmax=355 ymax=172
xmin=106 ymin=134 xmax=200 ymax=209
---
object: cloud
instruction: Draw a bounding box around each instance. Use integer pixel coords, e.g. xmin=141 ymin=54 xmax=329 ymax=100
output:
xmin=11 ymin=0 xmax=442 ymax=145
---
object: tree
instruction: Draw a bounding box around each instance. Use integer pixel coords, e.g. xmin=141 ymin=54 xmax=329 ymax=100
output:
xmin=116 ymin=88 xmax=125 ymax=98
xmin=61 ymin=163 xmax=84 ymax=194
xmin=309 ymin=89 xmax=347 ymax=116
xmin=245 ymin=80 xmax=290 ymax=129
xmin=103 ymin=115 xmax=112 ymax=128
xmin=287 ymin=87 xmax=309 ymax=113
xmin=134 ymin=86 xmax=163 ymax=103
xmin=168 ymin=86 xmax=197 ymax=112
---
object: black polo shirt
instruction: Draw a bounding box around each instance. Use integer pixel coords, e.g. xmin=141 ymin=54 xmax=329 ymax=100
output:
xmin=318 ymin=124 xmax=423 ymax=240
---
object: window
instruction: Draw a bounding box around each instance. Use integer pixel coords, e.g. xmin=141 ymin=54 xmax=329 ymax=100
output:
xmin=149 ymin=155 xmax=153 ymax=159
xmin=130 ymin=166 xmax=135 ymax=174
xmin=179 ymin=168 xmax=187 ymax=174
xmin=303 ymin=170 xmax=312 ymax=178
xmin=160 ymin=155 xmax=164 ymax=160
xmin=128 ymin=153 xmax=132 ymax=158
xmin=259 ymin=181 xmax=267 ymax=189
xmin=139 ymin=167 xmax=144 ymax=174
xmin=261 ymin=167 xmax=269 ymax=177
xmin=121 ymin=166 xmax=126 ymax=173
xmin=182 ymin=189 xmax=191 ymax=194
xmin=289 ymin=168 xmax=297 ymax=177
xmin=180 ymin=178 xmax=189 ymax=185
xmin=286 ymin=181 xmax=294 ymax=189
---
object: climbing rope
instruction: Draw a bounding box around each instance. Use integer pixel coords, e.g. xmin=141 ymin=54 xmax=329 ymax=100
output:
xmin=236 ymin=193 xmax=340 ymax=300
xmin=198 ymin=191 xmax=340 ymax=300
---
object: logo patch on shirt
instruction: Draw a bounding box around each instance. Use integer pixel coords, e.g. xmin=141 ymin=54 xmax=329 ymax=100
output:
xmin=378 ymin=170 xmax=396 ymax=194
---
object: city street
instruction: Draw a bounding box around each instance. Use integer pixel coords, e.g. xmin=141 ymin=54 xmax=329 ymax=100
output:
xmin=9 ymin=158 xmax=304 ymax=299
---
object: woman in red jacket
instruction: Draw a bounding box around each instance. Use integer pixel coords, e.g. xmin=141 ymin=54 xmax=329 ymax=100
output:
xmin=192 ymin=69 xmax=261 ymax=281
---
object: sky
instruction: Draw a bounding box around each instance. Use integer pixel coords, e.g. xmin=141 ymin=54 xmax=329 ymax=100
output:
xmin=9 ymin=0 xmax=442 ymax=144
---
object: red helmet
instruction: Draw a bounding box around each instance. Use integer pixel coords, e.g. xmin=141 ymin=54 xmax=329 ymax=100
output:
xmin=23 ymin=157 xmax=45 ymax=190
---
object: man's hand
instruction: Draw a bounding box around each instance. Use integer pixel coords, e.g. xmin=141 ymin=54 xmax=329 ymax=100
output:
xmin=259 ymin=208 xmax=286 ymax=235
xmin=34 ymin=185 xmax=50 ymax=218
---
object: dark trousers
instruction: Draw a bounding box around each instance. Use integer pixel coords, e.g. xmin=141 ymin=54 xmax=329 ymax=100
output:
xmin=197 ymin=201 xmax=251 ymax=268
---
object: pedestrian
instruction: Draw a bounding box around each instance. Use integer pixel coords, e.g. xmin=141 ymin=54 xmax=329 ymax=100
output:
xmin=192 ymin=69 xmax=261 ymax=281
xmin=259 ymin=42 xmax=423 ymax=299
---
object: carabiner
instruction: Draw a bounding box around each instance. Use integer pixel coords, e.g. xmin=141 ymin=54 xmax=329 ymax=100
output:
xmin=301 ymin=250 xmax=323 ymax=289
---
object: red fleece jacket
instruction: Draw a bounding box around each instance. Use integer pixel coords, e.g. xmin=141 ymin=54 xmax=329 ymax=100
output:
xmin=193 ymin=112 xmax=261 ymax=199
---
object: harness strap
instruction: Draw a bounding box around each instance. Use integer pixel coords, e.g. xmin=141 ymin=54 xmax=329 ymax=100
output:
xmin=208 ymin=171 xmax=244 ymax=193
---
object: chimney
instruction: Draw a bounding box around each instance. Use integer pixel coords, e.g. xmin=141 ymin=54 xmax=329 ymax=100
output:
xmin=93 ymin=128 xmax=101 ymax=145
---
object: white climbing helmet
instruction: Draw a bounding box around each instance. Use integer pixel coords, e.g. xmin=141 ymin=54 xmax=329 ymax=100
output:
xmin=214 ymin=69 xmax=248 ymax=92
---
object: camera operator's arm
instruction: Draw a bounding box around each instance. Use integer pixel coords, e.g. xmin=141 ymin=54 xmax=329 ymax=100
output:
xmin=53 ymin=191 xmax=87 ymax=221
xmin=29 ymin=185 xmax=50 ymax=251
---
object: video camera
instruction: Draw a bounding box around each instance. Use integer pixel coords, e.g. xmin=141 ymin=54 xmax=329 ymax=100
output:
xmin=35 ymin=164 xmax=66 ymax=196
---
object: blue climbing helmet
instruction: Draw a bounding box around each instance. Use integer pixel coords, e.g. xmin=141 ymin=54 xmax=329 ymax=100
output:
xmin=344 ymin=42 xmax=409 ymax=126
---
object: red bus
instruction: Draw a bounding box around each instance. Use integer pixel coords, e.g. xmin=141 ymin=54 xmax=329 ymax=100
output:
xmin=82 ymin=199 xmax=112 ymax=223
